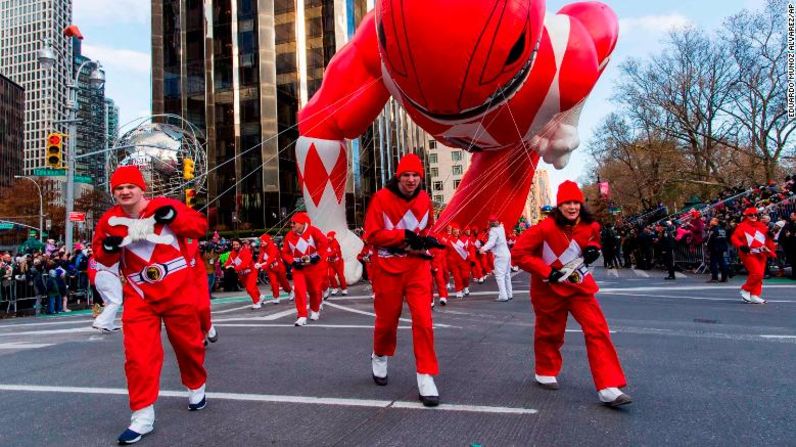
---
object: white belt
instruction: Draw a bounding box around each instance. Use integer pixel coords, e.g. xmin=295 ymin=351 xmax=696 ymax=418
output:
xmin=128 ymin=257 xmax=188 ymax=285
xmin=749 ymin=247 xmax=764 ymax=254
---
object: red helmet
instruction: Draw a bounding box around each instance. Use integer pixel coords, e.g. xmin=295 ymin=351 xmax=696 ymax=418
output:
xmin=376 ymin=0 xmax=544 ymax=120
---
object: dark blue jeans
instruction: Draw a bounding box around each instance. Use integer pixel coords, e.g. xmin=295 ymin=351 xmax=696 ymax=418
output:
xmin=47 ymin=295 xmax=63 ymax=314
xmin=709 ymin=251 xmax=728 ymax=280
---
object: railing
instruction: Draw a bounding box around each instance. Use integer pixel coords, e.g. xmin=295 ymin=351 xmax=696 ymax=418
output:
xmin=0 ymin=273 xmax=93 ymax=317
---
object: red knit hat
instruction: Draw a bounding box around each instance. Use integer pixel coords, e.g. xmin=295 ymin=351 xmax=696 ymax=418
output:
xmin=395 ymin=153 xmax=424 ymax=178
xmin=743 ymin=207 xmax=759 ymax=216
xmin=327 ymin=231 xmax=336 ymax=238
xmin=260 ymin=234 xmax=271 ymax=242
xmin=556 ymin=180 xmax=584 ymax=206
xmin=291 ymin=212 xmax=311 ymax=225
xmin=110 ymin=165 xmax=147 ymax=191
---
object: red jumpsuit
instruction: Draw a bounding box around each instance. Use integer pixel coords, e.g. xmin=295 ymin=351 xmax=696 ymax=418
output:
xmin=282 ymin=225 xmax=329 ymax=318
xmin=92 ymin=198 xmax=208 ymax=411
xmin=364 ymin=185 xmax=438 ymax=375
xmin=511 ymin=216 xmax=626 ymax=391
xmin=357 ymin=244 xmax=375 ymax=283
xmin=430 ymin=233 xmax=449 ymax=300
xmin=326 ymin=237 xmax=347 ymax=292
xmin=225 ymin=246 xmax=259 ymax=305
xmin=257 ymin=237 xmax=292 ymax=299
xmin=187 ymin=240 xmax=212 ymax=334
xmin=446 ymin=235 xmax=472 ymax=293
xmin=467 ymin=231 xmax=484 ymax=280
xmin=731 ymin=219 xmax=776 ymax=297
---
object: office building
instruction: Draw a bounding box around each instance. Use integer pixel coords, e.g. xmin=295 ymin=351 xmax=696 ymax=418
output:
xmin=0 ymin=73 xmax=24 ymax=187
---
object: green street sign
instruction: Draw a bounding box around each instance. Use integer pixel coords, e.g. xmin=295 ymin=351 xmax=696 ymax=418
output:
xmin=75 ymin=175 xmax=93 ymax=184
xmin=33 ymin=168 xmax=66 ymax=176
xmin=0 ymin=223 xmax=14 ymax=230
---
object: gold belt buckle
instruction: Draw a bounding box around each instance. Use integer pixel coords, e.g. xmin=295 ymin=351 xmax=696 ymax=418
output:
xmin=143 ymin=264 xmax=165 ymax=283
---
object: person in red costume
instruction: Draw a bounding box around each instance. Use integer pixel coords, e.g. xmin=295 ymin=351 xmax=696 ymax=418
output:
xmin=326 ymin=231 xmax=348 ymax=296
xmin=511 ymin=180 xmax=631 ymax=407
xmin=92 ymin=166 xmax=209 ymax=445
xmin=730 ymin=208 xmax=776 ymax=304
xmin=446 ymin=224 xmax=472 ymax=299
xmin=282 ymin=212 xmax=329 ymax=326
xmin=190 ymin=240 xmax=217 ymax=345
xmin=465 ymin=227 xmax=485 ymax=283
xmin=295 ymin=1 xmax=618 ymax=277
xmin=225 ymin=239 xmax=262 ymax=309
xmin=364 ymin=153 xmax=445 ymax=407
xmin=256 ymin=233 xmax=293 ymax=304
xmin=357 ymin=243 xmax=376 ymax=299
xmin=430 ymin=230 xmax=450 ymax=306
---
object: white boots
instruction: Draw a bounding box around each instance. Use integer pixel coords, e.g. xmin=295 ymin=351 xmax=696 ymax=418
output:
xmin=117 ymin=405 xmax=154 ymax=445
xmin=309 ymin=310 xmax=320 ymax=321
xmin=371 ymin=353 xmax=388 ymax=385
xmin=741 ymin=290 xmax=766 ymax=304
xmin=534 ymin=374 xmax=559 ymax=390
xmin=289 ymin=290 xmax=295 ymax=301
xmin=598 ymin=387 xmax=633 ymax=407
xmin=417 ymin=373 xmax=440 ymax=407
xmin=463 ymin=287 xmax=470 ymax=296
xmin=294 ymin=317 xmax=307 ymax=326
xmin=188 ymin=383 xmax=207 ymax=411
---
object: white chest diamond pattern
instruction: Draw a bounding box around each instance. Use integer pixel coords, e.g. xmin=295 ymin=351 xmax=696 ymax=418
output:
xmin=383 ymin=210 xmax=429 ymax=232
xmin=290 ymin=235 xmax=315 ymax=254
xmin=744 ymin=231 xmax=766 ymax=248
xmin=125 ymin=225 xmax=180 ymax=263
xmin=542 ymin=240 xmax=582 ymax=267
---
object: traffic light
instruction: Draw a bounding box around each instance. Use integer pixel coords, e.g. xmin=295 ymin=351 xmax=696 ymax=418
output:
xmin=185 ymin=188 xmax=196 ymax=208
xmin=46 ymin=133 xmax=63 ymax=168
xmin=183 ymin=158 xmax=195 ymax=180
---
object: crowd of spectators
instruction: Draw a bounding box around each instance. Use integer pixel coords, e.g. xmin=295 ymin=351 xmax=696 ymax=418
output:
xmin=0 ymin=239 xmax=92 ymax=316
xmin=601 ymin=175 xmax=796 ymax=279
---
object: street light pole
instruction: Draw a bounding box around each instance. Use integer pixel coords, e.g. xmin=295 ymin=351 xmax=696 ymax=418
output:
xmin=14 ymin=175 xmax=44 ymax=242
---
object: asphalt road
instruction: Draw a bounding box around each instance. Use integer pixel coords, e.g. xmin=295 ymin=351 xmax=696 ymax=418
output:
xmin=0 ymin=266 xmax=794 ymax=447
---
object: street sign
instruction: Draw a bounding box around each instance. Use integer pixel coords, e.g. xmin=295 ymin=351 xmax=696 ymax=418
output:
xmin=75 ymin=175 xmax=93 ymax=184
xmin=0 ymin=223 xmax=14 ymax=230
xmin=33 ymin=168 xmax=66 ymax=176
xmin=69 ymin=212 xmax=86 ymax=222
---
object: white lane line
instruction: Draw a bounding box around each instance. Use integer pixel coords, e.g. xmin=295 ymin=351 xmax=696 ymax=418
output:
xmin=600 ymin=284 xmax=796 ymax=293
xmin=607 ymin=269 xmax=619 ymax=278
xmin=600 ymin=291 xmax=795 ymax=304
xmin=0 ymin=318 xmax=96 ymax=329
xmin=674 ymin=272 xmax=688 ymax=279
xmin=214 ymin=323 xmax=414 ymax=330
xmin=0 ymin=384 xmax=538 ymax=415
xmin=760 ymin=335 xmax=796 ymax=339
xmin=323 ymin=302 xmax=456 ymax=328
xmin=211 ymin=304 xmax=256 ymax=315
xmin=632 ymin=269 xmax=650 ymax=278
xmin=565 ymin=329 xmax=617 ymax=334
xmin=0 ymin=342 xmax=55 ymax=349
xmin=0 ymin=327 xmax=94 ymax=337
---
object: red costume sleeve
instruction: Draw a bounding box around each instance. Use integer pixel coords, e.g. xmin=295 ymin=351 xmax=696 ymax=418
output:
xmin=157 ymin=198 xmax=208 ymax=239
xmin=730 ymin=222 xmax=746 ymax=249
xmin=91 ymin=210 xmax=124 ymax=267
xmin=223 ymin=251 xmax=235 ymax=269
xmin=511 ymin=223 xmax=553 ymax=279
xmin=364 ymin=193 xmax=406 ymax=248
xmin=281 ymin=236 xmax=295 ymax=265
xmin=236 ymin=247 xmax=253 ymax=272
xmin=313 ymin=227 xmax=329 ymax=257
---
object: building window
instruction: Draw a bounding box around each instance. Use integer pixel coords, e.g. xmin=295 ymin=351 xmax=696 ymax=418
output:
xmin=433 ymin=181 xmax=444 ymax=191
xmin=452 ymin=165 xmax=463 ymax=175
xmin=433 ymin=194 xmax=444 ymax=203
xmin=429 ymin=139 xmax=437 ymax=149
xmin=430 ymin=167 xmax=439 ymax=177
xmin=453 ymin=179 xmax=461 ymax=189
xmin=429 ymin=153 xmax=438 ymax=164
xmin=451 ymin=150 xmax=462 ymax=161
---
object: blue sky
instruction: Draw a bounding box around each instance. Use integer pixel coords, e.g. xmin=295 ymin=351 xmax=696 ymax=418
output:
xmin=74 ymin=0 xmax=769 ymax=190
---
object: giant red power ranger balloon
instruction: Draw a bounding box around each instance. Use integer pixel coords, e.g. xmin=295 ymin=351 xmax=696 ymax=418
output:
xmin=297 ymin=0 xmax=619 ymax=283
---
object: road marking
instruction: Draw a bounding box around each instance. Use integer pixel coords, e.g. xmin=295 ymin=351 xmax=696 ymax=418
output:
xmin=0 ymin=327 xmax=94 ymax=337
xmin=760 ymin=335 xmax=796 ymax=339
xmin=565 ymin=329 xmax=617 ymax=334
xmin=607 ymin=269 xmax=619 ymax=278
xmin=632 ymin=269 xmax=650 ymax=278
xmin=0 ymin=384 xmax=538 ymax=415
xmin=600 ymin=291 xmax=795 ymax=304
xmin=674 ymin=272 xmax=688 ymax=279
xmin=0 ymin=342 xmax=55 ymax=349
xmin=211 ymin=304 xmax=256 ymax=315
xmin=214 ymin=323 xmax=414 ymax=330
xmin=599 ymin=284 xmax=796 ymax=293
xmin=324 ymin=302 xmax=455 ymax=328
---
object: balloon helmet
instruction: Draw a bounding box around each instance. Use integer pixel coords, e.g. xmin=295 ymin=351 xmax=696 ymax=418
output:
xmin=376 ymin=0 xmax=544 ymax=121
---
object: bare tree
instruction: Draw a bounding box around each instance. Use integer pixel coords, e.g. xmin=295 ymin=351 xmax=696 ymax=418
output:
xmin=719 ymin=0 xmax=795 ymax=181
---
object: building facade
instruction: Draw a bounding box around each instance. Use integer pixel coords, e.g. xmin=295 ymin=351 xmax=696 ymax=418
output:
xmin=152 ymin=0 xmax=425 ymax=230
xmin=72 ymin=36 xmax=107 ymax=188
xmin=524 ymin=168 xmax=552 ymax=224
xmin=0 ymin=74 xmax=24 ymax=188
xmin=0 ymin=0 xmax=72 ymax=174
xmin=425 ymin=138 xmax=472 ymax=209
xmin=105 ymin=97 xmax=119 ymax=146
